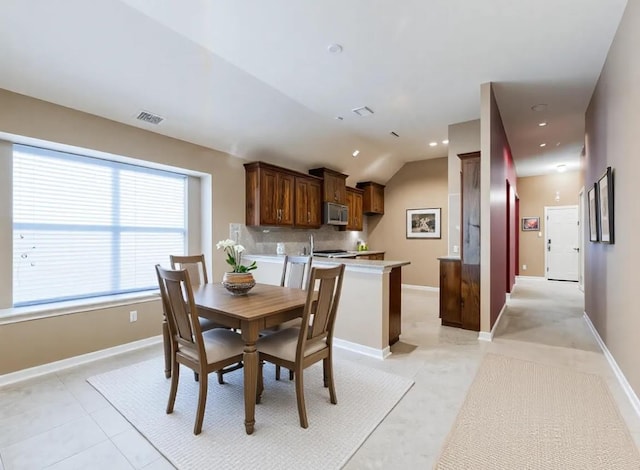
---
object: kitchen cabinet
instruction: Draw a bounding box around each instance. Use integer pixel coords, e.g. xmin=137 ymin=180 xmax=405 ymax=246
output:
xmin=439 ymin=257 xmax=462 ymax=327
xmin=356 ymin=181 xmax=385 ymax=215
xmin=309 ymin=167 xmax=348 ymax=205
xmin=356 ymin=252 xmax=385 ymax=260
xmin=294 ymin=175 xmax=322 ymax=228
xmin=244 ymin=162 xmax=295 ymax=226
xmin=345 ymin=186 xmax=363 ymax=231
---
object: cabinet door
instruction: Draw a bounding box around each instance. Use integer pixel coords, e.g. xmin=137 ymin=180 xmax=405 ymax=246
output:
xmin=278 ymin=172 xmax=295 ymax=226
xmin=307 ymin=179 xmax=322 ymax=226
xmin=440 ymin=259 xmax=462 ymax=327
xmin=372 ymin=186 xmax=384 ymax=213
xmin=353 ymin=191 xmax=363 ymax=230
xmin=345 ymin=190 xmax=354 ymax=230
xmin=295 ymin=177 xmax=321 ymax=228
xmin=259 ymin=168 xmax=279 ymax=225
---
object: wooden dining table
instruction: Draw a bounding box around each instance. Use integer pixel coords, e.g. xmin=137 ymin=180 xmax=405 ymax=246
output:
xmin=192 ymin=282 xmax=308 ymax=434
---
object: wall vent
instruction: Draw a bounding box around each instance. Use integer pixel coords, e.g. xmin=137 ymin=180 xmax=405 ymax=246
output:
xmin=136 ymin=111 xmax=164 ymax=125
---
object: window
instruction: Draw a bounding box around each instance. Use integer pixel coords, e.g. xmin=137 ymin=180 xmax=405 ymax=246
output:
xmin=13 ymin=144 xmax=187 ymax=306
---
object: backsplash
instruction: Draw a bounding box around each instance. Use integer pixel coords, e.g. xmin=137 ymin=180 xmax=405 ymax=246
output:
xmin=229 ymin=222 xmax=368 ymax=256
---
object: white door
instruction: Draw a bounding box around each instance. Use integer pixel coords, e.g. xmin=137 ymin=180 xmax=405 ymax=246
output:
xmin=545 ymin=206 xmax=579 ymax=281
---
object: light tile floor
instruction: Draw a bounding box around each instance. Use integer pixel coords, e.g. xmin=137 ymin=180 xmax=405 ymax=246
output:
xmin=1 ymin=278 xmax=638 ymax=469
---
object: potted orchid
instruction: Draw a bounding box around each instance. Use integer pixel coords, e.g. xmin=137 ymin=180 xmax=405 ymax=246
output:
xmin=216 ymin=239 xmax=257 ymax=295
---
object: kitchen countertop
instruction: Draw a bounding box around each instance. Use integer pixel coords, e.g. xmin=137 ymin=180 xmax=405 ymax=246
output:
xmin=243 ymin=253 xmax=409 ymax=271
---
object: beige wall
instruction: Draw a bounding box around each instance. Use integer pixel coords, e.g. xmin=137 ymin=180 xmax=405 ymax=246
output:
xmin=0 ymin=89 xmax=246 ymax=374
xmin=517 ymin=171 xmax=583 ymax=277
xmin=368 ymin=158 xmax=448 ymax=287
xmin=584 ymin=1 xmax=640 ymax=398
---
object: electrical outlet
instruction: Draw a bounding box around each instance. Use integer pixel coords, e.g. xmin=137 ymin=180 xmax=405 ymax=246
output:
xmin=522 ymin=264 xmax=527 ymax=271
xmin=129 ymin=310 xmax=137 ymax=322
xmin=453 ymin=245 xmax=459 ymax=253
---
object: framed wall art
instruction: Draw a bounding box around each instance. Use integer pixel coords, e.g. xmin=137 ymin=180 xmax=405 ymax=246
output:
xmin=521 ymin=217 xmax=540 ymax=231
xmin=406 ymin=208 xmax=441 ymax=239
xmin=597 ymin=166 xmax=614 ymax=244
xmin=588 ymin=184 xmax=599 ymax=242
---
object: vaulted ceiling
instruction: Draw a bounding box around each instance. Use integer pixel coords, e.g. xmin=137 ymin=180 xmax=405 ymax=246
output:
xmin=0 ymin=0 xmax=627 ymax=183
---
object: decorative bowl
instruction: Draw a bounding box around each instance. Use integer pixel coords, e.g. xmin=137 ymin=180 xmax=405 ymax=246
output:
xmin=222 ymin=272 xmax=255 ymax=295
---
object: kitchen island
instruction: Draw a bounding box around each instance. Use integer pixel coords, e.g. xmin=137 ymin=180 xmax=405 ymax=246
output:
xmin=243 ymin=254 xmax=410 ymax=359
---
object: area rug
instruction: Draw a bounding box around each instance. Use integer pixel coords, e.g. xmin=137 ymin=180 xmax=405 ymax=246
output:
xmin=88 ymin=357 xmax=413 ymax=470
xmin=435 ymin=354 xmax=640 ymax=469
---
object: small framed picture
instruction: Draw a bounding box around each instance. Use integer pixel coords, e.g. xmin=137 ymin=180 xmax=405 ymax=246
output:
xmin=406 ymin=208 xmax=441 ymax=239
xmin=597 ymin=167 xmax=614 ymax=244
xmin=521 ymin=217 xmax=540 ymax=231
xmin=588 ymin=184 xmax=599 ymax=242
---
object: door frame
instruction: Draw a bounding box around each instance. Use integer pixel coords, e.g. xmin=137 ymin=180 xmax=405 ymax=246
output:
xmin=544 ymin=204 xmax=579 ymax=280
xmin=578 ymin=188 xmax=585 ymax=291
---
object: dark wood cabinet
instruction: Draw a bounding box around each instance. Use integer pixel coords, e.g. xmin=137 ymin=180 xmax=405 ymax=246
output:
xmin=356 ymin=181 xmax=385 ymax=215
xmin=294 ymin=176 xmax=322 ymax=228
xmin=309 ymin=167 xmax=348 ymax=204
xmin=439 ymin=257 xmax=462 ymax=327
xmin=244 ymin=162 xmax=295 ymax=226
xmin=357 ymin=252 xmax=384 ymax=260
xmin=345 ymin=186 xmax=363 ymax=231
xmin=388 ymin=266 xmax=402 ymax=345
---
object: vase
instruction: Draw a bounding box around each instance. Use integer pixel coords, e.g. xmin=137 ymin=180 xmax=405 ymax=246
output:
xmin=222 ymin=272 xmax=256 ymax=295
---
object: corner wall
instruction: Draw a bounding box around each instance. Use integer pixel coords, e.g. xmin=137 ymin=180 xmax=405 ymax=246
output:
xmin=584 ymin=0 xmax=640 ymax=398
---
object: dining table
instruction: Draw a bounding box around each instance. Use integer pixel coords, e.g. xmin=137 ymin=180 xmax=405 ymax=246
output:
xmin=192 ymin=282 xmax=308 ymax=435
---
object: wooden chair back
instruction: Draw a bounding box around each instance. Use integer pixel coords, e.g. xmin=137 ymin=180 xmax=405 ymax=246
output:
xmin=297 ymin=264 xmax=345 ymax=356
xmin=170 ymin=254 xmax=208 ymax=285
xmin=156 ymin=264 xmax=205 ymax=361
xmin=280 ymin=255 xmax=312 ymax=289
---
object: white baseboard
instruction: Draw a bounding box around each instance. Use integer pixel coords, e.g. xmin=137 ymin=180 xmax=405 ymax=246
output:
xmin=333 ymin=338 xmax=391 ymax=360
xmin=0 ymin=335 xmax=163 ymax=387
xmin=478 ymin=302 xmax=508 ymax=342
xmin=583 ymin=313 xmax=640 ymax=418
xmin=516 ymin=275 xmax=546 ymax=281
xmin=402 ymin=284 xmax=439 ymax=292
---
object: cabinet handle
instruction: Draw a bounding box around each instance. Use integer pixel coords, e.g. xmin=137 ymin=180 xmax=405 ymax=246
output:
xmin=308 ymin=211 xmax=310 ymax=223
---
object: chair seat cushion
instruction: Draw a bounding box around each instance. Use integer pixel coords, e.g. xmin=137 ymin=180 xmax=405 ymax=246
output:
xmin=179 ymin=328 xmax=244 ymax=364
xmin=257 ymin=327 xmax=327 ymax=363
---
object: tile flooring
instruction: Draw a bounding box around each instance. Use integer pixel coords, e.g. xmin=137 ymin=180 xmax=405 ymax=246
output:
xmin=1 ymin=278 xmax=638 ymax=469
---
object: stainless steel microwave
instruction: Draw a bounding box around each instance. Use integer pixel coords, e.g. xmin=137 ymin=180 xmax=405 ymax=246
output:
xmin=324 ymin=202 xmax=348 ymax=225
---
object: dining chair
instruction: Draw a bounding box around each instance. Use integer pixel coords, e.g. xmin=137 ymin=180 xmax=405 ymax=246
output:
xmin=168 ymin=254 xmax=243 ymax=384
xmin=156 ymin=264 xmax=245 ymax=435
xmin=257 ymin=263 xmax=345 ymax=428
xmin=275 ymin=255 xmax=312 ymax=380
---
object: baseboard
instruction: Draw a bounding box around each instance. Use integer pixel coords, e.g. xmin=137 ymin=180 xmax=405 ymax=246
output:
xmin=515 ymin=275 xmax=546 ymax=281
xmin=0 ymin=335 xmax=163 ymax=387
xmin=478 ymin=302 xmax=508 ymax=342
xmin=583 ymin=312 xmax=640 ymax=418
xmin=401 ymin=284 xmax=439 ymax=292
xmin=333 ymin=338 xmax=391 ymax=360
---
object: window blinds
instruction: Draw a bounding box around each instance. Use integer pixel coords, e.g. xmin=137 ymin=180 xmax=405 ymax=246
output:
xmin=13 ymin=144 xmax=187 ymax=306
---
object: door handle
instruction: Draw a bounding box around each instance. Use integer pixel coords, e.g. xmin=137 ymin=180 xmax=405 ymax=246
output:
xmin=573 ymin=247 xmax=580 ymax=252
xmin=547 ymin=239 xmax=551 ymax=252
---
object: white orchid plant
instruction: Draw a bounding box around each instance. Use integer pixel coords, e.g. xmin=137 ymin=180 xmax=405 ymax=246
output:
xmin=216 ymin=239 xmax=257 ymax=273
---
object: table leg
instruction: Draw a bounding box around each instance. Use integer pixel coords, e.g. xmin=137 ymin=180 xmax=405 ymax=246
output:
xmin=241 ymin=322 xmax=260 ymax=435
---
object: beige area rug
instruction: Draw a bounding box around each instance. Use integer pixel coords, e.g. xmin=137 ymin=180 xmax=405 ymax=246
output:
xmin=435 ymin=354 xmax=640 ymax=469
xmin=88 ymin=357 xmax=413 ymax=470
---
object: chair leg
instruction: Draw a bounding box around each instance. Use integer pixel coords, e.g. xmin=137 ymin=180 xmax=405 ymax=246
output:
xmin=194 ymin=368 xmax=208 ymax=435
xmin=194 ymin=371 xmax=199 ymax=382
xmin=275 ymin=364 xmax=281 ymax=380
xmin=294 ymin=366 xmax=308 ymax=428
xmin=325 ymin=354 xmax=337 ymax=405
xmin=166 ymin=360 xmax=180 ymax=414
xmin=289 ymin=369 xmax=294 ymax=381
xmin=162 ymin=321 xmax=171 ymax=378
xmin=217 ymin=370 xmax=224 ymax=384
xmin=322 ymin=358 xmax=328 ymax=388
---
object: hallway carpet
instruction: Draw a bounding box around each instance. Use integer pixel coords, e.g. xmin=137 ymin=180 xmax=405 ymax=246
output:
xmin=435 ymin=353 xmax=640 ymax=469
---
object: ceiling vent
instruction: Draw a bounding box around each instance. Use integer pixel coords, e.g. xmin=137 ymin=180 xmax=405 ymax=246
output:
xmin=390 ymin=131 xmax=399 ymax=138
xmin=136 ymin=110 xmax=164 ymax=125
xmin=352 ymin=106 xmax=374 ymax=117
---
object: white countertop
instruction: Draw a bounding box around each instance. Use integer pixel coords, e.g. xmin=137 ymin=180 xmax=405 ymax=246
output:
xmin=244 ymin=253 xmax=410 ymax=271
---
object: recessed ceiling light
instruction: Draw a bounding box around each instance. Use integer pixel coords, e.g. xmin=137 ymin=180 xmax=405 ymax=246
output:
xmin=531 ymin=104 xmax=548 ymax=112
xmin=538 ymin=122 xmax=547 ymax=127
xmin=429 ymin=142 xmax=438 ymax=147
xmin=557 ymin=164 xmax=567 ymax=173
xmin=335 ymin=116 xmax=344 ymax=120
xmin=352 ymin=150 xmax=360 ymax=157
xmin=442 ymin=139 xmax=449 ymax=145
xmin=539 ymin=143 xmax=547 ymax=147
xmin=327 ymin=44 xmax=343 ymax=54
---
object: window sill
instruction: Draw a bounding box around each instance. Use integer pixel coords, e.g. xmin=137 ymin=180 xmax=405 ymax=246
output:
xmin=0 ymin=291 xmax=161 ymax=325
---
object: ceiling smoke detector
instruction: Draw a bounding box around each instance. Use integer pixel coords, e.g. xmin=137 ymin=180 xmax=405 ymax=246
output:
xmin=136 ymin=110 xmax=164 ymax=125
xmin=352 ymin=106 xmax=374 ymax=117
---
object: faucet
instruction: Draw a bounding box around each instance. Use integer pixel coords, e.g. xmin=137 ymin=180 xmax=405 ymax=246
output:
xmin=309 ymin=233 xmax=314 ymax=256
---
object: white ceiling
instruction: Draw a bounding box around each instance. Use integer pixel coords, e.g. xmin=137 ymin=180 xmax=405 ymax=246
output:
xmin=0 ymin=0 xmax=627 ymax=183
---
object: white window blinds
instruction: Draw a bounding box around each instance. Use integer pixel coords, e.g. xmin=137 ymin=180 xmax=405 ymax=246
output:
xmin=13 ymin=144 xmax=187 ymax=306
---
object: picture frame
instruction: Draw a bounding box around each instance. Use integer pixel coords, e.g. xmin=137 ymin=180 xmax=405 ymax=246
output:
xmin=588 ymin=184 xmax=599 ymax=242
xmin=521 ymin=217 xmax=540 ymax=231
xmin=406 ymin=208 xmax=441 ymax=239
xmin=597 ymin=166 xmax=614 ymax=244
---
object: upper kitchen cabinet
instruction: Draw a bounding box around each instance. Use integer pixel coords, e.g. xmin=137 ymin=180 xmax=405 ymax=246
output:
xmin=356 ymin=181 xmax=385 ymax=215
xmin=294 ymin=175 xmax=322 ymax=228
xmin=308 ymin=167 xmax=347 ymax=205
xmin=345 ymin=186 xmax=363 ymax=231
xmin=244 ymin=162 xmax=295 ymax=226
